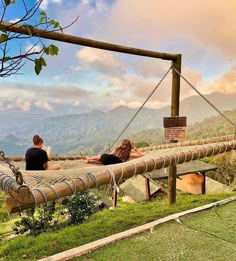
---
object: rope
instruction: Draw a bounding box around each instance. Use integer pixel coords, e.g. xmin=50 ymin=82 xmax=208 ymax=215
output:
xmin=106 ymin=65 xmax=172 ymax=151
xmin=172 ymin=65 xmax=236 ymax=131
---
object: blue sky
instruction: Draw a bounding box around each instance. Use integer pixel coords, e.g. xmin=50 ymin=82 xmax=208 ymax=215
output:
xmin=1 ymin=0 xmax=236 ymax=114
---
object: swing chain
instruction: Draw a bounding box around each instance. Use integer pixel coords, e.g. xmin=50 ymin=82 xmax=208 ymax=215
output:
xmin=0 ymin=151 xmax=24 ymax=185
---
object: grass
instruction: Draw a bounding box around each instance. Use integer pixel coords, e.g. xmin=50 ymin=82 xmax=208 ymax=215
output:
xmin=0 ymin=192 xmax=235 ymax=261
xmin=81 ymin=200 xmax=236 ymax=261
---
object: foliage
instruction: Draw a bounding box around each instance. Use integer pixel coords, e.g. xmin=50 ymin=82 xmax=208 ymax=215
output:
xmin=203 ymin=151 xmax=236 ymax=186
xmin=12 ymin=201 xmax=59 ymax=236
xmin=61 ymin=192 xmax=98 ymax=225
xmin=135 ymin=141 xmax=149 ymax=148
xmin=0 ymin=0 xmax=73 ymax=77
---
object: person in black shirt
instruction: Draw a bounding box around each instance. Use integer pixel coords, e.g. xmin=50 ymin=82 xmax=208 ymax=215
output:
xmin=25 ymin=135 xmax=60 ymax=171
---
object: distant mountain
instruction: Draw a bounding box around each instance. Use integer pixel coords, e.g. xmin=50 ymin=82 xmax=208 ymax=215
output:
xmin=1 ymin=91 xmax=236 ymax=156
xmin=179 ymin=92 xmax=236 ymax=124
xmin=130 ymin=109 xmax=236 ymax=147
xmin=0 ymin=101 xmax=93 ymax=134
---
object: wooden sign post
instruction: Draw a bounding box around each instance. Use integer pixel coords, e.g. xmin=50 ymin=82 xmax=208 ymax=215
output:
xmin=168 ymin=55 xmax=182 ymax=205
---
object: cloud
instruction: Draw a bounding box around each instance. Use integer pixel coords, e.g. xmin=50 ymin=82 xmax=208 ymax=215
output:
xmin=99 ymin=0 xmax=236 ymax=58
xmin=34 ymin=101 xmax=53 ymax=111
xmin=203 ymin=69 xmax=236 ymax=94
xmin=40 ymin=0 xmax=62 ymax=10
xmin=15 ymin=99 xmax=31 ymax=111
xmin=0 ymin=82 xmax=91 ymax=103
xmin=76 ymin=48 xmax=126 ymax=76
xmin=9 ymin=18 xmax=21 ymax=23
xmin=25 ymin=43 xmax=42 ymax=53
xmin=5 ymin=0 xmax=236 ymax=113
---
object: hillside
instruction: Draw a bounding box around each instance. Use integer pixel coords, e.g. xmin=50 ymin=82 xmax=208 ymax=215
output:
xmin=1 ymin=92 xmax=236 ymax=156
xmin=130 ymin=110 xmax=236 ymax=146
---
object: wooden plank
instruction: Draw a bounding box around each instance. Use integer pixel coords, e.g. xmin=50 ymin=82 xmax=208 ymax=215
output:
xmin=144 ymin=160 xmax=218 ymax=180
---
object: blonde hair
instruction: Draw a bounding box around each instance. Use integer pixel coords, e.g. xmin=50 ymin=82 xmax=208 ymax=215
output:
xmin=114 ymin=139 xmax=132 ymax=162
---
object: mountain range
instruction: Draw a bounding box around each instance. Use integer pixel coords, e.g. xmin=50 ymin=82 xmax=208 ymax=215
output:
xmin=1 ymin=91 xmax=236 ymax=156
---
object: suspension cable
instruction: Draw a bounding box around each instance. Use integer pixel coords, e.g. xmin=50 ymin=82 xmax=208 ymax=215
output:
xmin=106 ymin=65 xmax=172 ymax=151
xmin=172 ymin=65 xmax=236 ymax=130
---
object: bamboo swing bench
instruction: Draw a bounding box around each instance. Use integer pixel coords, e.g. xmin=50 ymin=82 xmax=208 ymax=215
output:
xmin=0 ymin=134 xmax=236 ymax=214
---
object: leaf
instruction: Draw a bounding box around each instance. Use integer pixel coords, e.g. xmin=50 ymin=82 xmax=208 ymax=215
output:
xmin=49 ymin=19 xmax=56 ymax=25
xmin=0 ymin=34 xmax=8 ymax=43
xmin=50 ymin=45 xmax=59 ymax=56
xmin=34 ymin=59 xmax=42 ymax=75
xmin=44 ymin=47 xmax=50 ymax=55
xmin=39 ymin=57 xmax=47 ymax=66
xmin=40 ymin=11 xmax=46 ymax=17
xmin=39 ymin=16 xmax=44 ymax=24
xmin=53 ymin=22 xmax=60 ymax=29
xmin=39 ymin=11 xmax=47 ymax=23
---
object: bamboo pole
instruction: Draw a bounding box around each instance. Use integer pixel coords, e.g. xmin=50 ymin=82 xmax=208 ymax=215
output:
xmin=142 ymin=134 xmax=236 ymax=152
xmin=168 ymin=54 xmax=182 ymax=204
xmin=7 ymin=134 xmax=236 ymax=162
xmin=0 ymin=173 xmax=33 ymax=203
xmin=0 ymin=21 xmax=179 ymax=61
xmin=5 ymin=140 xmax=236 ymax=213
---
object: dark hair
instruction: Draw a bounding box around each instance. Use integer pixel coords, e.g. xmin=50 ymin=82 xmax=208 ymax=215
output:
xmin=33 ymin=135 xmax=43 ymax=145
xmin=114 ymin=139 xmax=132 ymax=162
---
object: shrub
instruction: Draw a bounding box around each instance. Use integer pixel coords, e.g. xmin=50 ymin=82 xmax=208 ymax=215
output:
xmin=61 ymin=192 xmax=98 ymax=224
xmin=12 ymin=201 xmax=58 ymax=236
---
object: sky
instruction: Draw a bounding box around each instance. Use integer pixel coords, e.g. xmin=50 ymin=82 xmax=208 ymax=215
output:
xmin=1 ymin=0 xmax=236 ymax=114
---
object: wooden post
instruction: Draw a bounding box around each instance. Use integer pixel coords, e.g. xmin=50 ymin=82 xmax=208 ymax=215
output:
xmin=113 ymin=188 xmax=118 ymax=208
xmin=145 ymin=177 xmax=151 ymax=201
xmin=201 ymin=172 xmax=206 ymax=194
xmin=168 ymin=54 xmax=182 ymax=204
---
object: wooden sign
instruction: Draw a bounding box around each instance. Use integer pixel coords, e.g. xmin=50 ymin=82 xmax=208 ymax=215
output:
xmin=164 ymin=117 xmax=187 ymax=141
xmin=163 ymin=117 xmax=186 ymax=128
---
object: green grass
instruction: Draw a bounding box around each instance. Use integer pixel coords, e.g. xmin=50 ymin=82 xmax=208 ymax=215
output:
xmin=81 ymin=200 xmax=236 ymax=261
xmin=0 ymin=192 xmax=235 ymax=261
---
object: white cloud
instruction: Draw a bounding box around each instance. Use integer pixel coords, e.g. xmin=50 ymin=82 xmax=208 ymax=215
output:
xmin=15 ymin=99 xmax=31 ymax=112
xmin=40 ymin=0 xmax=62 ymax=10
xmin=34 ymin=101 xmax=53 ymax=111
xmin=4 ymin=0 xmax=236 ymax=112
xmin=203 ymin=69 xmax=236 ymax=94
xmin=9 ymin=18 xmax=21 ymax=23
xmin=25 ymin=43 xmax=42 ymax=54
xmin=76 ymin=48 xmax=124 ymax=69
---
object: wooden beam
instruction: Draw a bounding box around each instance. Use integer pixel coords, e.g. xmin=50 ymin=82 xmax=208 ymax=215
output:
xmin=0 ymin=21 xmax=179 ymax=61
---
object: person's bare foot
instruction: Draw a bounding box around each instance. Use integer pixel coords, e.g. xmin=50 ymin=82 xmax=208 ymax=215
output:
xmin=84 ymin=157 xmax=90 ymax=163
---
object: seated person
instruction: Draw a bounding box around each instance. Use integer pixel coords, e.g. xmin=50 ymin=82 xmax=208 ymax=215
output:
xmin=25 ymin=135 xmax=60 ymax=171
xmin=85 ymin=139 xmax=143 ymax=165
